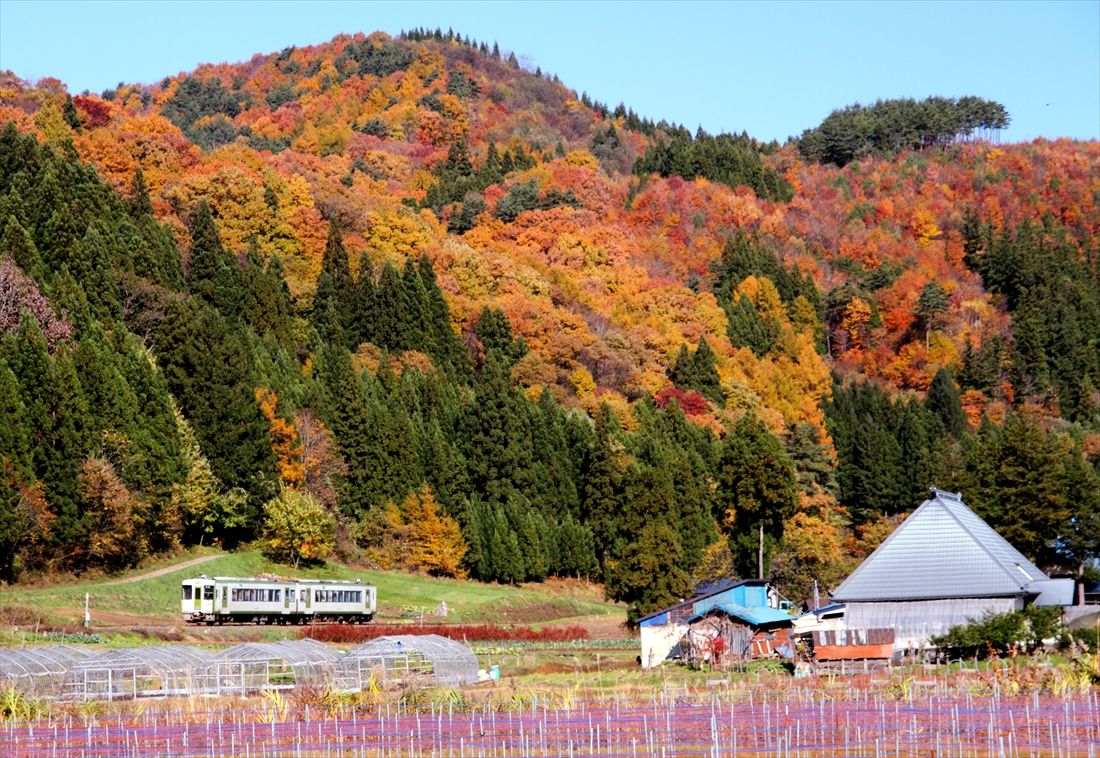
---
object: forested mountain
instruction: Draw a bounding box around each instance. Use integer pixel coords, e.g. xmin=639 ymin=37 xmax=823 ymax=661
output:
xmin=0 ymin=30 xmax=1097 ymax=620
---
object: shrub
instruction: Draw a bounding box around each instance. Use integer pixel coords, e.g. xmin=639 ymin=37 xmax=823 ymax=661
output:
xmin=301 ymin=622 xmax=588 ymax=644
xmin=932 ymin=605 xmax=1062 ymax=659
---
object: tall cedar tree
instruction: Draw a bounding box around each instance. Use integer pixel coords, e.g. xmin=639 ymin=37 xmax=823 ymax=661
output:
xmin=155 ymin=299 xmax=276 ymax=531
xmin=185 ymin=203 xmax=242 ymax=318
xmin=716 ymin=413 xmax=798 ymax=578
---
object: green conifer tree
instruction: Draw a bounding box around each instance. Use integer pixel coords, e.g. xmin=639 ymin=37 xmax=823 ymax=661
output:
xmin=155 ymin=299 xmax=276 ymax=523
xmin=716 ymin=413 xmax=798 ymax=578
xmin=926 ymin=367 xmax=966 ymax=437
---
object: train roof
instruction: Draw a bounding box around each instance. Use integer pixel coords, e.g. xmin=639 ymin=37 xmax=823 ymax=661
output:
xmin=184 ymin=575 xmax=371 ymax=586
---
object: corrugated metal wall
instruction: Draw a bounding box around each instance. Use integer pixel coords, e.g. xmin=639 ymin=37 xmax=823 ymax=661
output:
xmin=845 ymin=597 xmax=1022 ymax=648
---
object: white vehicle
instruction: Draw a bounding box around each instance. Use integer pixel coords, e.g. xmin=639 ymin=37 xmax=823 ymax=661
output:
xmin=181 ymin=575 xmax=376 ymax=625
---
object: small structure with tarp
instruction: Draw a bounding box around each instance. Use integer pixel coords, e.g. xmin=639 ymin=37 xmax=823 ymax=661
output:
xmin=0 ymin=645 xmax=90 ymax=698
xmin=810 ymin=628 xmax=895 ymax=662
xmin=683 ymin=603 xmax=794 ymax=667
xmin=64 ymin=646 xmax=212 ymax=701
xmin=194 ymin=639 xmax=340 ymax=695
xmin=638 ymin=579 xmax=794 ymax=668
xmin=334 ymin=634 xmax=478 ymax=690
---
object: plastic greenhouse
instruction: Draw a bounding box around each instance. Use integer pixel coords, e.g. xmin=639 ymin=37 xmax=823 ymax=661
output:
xmin=194 ymin=639 xmax=341 ymax=694
xmin=64 ymin=646 xmax=212 ymax=701
xmin=0 ymin=645 xmax=90 ymax=697
xmin=334 ymin=634 xmax=479 ymax=690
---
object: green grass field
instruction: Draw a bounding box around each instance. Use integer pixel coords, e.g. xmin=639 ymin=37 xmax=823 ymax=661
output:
xmin=0 ymin=549 xmax=621 ymax=626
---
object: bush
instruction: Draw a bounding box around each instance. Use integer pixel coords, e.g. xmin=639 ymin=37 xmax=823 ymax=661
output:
xmin=301 ymin=622 xmax=588 ymax=644
xmin=932 ymin=605 xmax=1062 ymax=659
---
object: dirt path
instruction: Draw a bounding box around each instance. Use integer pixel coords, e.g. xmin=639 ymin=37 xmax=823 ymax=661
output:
xmin=105 ymin=554 xmax=221 ymax=585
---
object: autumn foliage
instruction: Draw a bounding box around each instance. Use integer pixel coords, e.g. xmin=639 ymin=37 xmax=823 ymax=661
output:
xmin=0 ymin=29 xmax=1097 ymax=612
xmin=301 ymin=622 xmax=589 ymax=644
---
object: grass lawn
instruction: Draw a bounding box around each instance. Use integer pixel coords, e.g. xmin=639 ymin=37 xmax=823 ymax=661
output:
xmin=0 ymin=549 xmax=621 ymax=626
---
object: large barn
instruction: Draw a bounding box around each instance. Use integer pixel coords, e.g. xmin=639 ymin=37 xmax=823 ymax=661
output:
xmin=831 ymin=487 xmax=1073 ymax=650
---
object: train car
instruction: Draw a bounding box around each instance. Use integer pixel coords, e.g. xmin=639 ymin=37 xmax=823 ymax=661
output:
xmin=181 ymin=575 xmax=376 ymax=625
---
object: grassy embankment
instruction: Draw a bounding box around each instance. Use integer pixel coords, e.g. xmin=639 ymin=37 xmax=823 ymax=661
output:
xmin=0 ymin=548 xmax=622 ymax=629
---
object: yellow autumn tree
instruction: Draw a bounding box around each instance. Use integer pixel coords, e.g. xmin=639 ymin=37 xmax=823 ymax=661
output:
xmin=262 ymin=488 xmax=336 ymax=568
xmin=79 ymin=457 xmax=150 ymax=571
xmin=840 ymin=296 xmax=872 ymax=352
xmin=402 ymin=486 xmax=467 ymax=578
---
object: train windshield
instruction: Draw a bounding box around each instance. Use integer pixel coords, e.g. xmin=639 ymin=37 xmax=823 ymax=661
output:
xmin=182 ymin=585 xmax=192 ymax=600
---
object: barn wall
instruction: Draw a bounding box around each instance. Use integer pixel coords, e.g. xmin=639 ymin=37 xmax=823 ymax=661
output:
xmin=845 ymin=598 xmax=1022 ymax=650
xmin=640 ymin=623 xmax=688 ymax=669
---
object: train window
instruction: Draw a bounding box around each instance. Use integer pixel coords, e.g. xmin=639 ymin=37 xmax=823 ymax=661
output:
xmin=203 ymin=585 xmax=214 ymax=600
xmin=182 ymin=585 xmax=193 ymax=600
xmin=314 ymin=589 xmax=362 ymax=603
xmin=288 ymin=589 xmax=295 ymax=601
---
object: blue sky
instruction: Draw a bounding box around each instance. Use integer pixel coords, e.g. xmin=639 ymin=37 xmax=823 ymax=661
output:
xmin=1 ymin=0 xmax=1097 ymax=143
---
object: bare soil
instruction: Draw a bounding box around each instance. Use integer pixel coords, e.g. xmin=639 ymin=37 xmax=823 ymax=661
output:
xmin=104 ymin=554 xmax=221 ymax=585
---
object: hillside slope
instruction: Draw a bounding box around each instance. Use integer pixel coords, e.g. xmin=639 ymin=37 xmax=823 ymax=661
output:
xmin=0 ymin=30 xmax=1097 ymax=618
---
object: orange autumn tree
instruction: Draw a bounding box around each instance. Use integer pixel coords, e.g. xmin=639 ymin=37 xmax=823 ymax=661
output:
xmin=256 ymin=387 xmax=304 ymax=487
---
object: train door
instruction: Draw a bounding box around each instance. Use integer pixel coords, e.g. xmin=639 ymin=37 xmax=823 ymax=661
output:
xmin=201 ymin=582 xmax=215 ymax=614
xmin=181 ymin=582 xmax=199 ymax=618
xmin=305 ymin=587 xmax=312 ymax=613
xmin=283 ymin=587 xmax=292 ymax=616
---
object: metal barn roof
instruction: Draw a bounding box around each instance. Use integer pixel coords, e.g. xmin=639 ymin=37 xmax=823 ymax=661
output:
xmin=832 ymin=488 xmax=1048 ymax=602
xmin=687 ymin=603 xmax=793 ymax=627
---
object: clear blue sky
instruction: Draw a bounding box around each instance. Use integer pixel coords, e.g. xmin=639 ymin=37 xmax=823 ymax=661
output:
xmin=1 ymin=0 xmax=1097 ymax=143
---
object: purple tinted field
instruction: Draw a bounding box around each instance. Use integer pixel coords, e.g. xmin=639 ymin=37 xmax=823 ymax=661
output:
xmin=6 ymin=690 xmax=1099 ymax=757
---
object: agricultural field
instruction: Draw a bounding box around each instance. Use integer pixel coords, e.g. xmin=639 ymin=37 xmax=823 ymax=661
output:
xmin=5 ymin=553 xmax=1092 ymax=754
xmin=2 ymin=666 xmax=1098 ymax=756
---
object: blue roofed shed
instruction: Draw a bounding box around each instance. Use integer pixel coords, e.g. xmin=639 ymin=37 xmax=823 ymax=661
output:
xmin=639 ymin=579 xmax=792 ymax=668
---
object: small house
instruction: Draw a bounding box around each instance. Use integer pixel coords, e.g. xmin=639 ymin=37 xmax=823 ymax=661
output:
xmin=638 ymin=579 xmax=792 ymax=668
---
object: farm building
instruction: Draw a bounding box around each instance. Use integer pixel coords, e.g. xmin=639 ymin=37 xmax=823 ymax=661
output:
xmin=638 ymin=579 xmax=793 ymax=668
xmin=831 ymin=487 xmax=1074 ymax=651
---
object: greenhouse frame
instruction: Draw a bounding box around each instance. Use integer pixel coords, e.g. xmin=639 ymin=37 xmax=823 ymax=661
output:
xmin=63 ymin=646 xmax=213 ymax=701
xmin=193 ymin=639 xmax=342 ymax=694
xmin=2 ymin=635 xmax=481 ymax=700
xmin=0 ymin=645 xmax=91 ymax=697
xmin=334 ymin=634 xmax=479 ymax=690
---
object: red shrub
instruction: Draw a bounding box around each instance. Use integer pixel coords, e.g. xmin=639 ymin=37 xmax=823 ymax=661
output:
xmin=300 ymin=622 xmax=589 ymax=644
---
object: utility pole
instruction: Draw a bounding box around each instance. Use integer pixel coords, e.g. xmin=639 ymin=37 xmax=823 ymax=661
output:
xmin=758 ymin=522 xmax=764 ymax=579
xmin=84 ymin=593 xmax=90 ymax=629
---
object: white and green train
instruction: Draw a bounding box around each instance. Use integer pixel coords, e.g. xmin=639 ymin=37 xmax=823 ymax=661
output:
xmin=181 ymin=575 xmax=376 ymax=625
